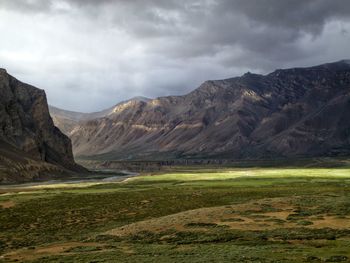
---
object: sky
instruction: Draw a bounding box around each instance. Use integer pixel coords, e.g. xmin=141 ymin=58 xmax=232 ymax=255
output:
xmin=1 ymin=0 xmax=350 ymax=112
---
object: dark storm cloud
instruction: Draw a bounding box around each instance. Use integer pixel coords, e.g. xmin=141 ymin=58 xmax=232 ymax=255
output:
xmin=0 ymin=0 xmax=350 ymax=111
xmin=227 ymin=0 xmax=350 ymax=32
xmin=0 ymin=0 xmax=51 ymax=12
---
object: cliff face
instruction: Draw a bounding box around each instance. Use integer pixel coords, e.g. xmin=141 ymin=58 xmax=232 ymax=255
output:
xmin=52 ymin=60 xmax=350 ymax=161
xmin=0 ymin=69 xmax=85 ymax=183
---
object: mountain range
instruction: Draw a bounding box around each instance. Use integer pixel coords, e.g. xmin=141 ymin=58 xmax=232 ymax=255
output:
xmin=50 ymin=60 xmax=350 ymax=161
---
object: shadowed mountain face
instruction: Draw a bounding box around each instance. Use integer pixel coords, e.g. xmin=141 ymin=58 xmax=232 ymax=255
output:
xmin=51 ymin=60 xmax=350 ymax=160
xmin=0 ymin=69 xmax=85 ymax=183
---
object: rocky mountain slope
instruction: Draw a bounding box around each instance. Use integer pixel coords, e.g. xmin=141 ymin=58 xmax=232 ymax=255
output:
xmin=0 ymin=69 xmax=85 ymax=183
xmin=49 ymin=97 xmax=150 ymax=135
xmin=51 ymin=60 xmax=350 ymax=160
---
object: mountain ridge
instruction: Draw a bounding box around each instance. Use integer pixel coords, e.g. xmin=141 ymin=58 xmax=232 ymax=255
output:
xmin=49 ymin=96 xmax=150 ymax=135
xmin=50 ymin=60 xmax=350 ymax=160
xmin=49 ymin=96 xmax=150 ymax=121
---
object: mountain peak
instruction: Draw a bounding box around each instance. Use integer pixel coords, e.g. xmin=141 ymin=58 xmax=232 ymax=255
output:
xmin=129 ymin=96 xmax=151 ymax=102
xmin=340 ymin=59 xmax=350 ymax=64
xmin=320 ymin=59 xmax=350 ymax=69
xmin=268 ymin=59 xmax=350 ymax=78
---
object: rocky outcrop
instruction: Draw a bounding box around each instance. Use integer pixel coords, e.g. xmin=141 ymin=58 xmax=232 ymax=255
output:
xmin=0 ymin=69 xmax=85 ymax=183
xmin=52 ymin=60 xmax=350 ymax=160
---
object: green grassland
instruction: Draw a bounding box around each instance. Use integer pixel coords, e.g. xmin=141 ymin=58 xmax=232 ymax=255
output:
xmin=1 ymin=166 xmax=350 ymax=262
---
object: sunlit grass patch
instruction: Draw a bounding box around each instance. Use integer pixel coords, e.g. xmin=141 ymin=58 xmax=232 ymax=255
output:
xmin=129 ymin=168 xmax=350 ymax=184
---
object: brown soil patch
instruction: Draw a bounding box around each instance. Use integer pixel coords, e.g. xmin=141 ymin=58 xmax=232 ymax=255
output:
xmin=0 ymin=200 xmax=15 ymax=208
xmin=106 ymin=197 xmax=350 ymax=237
xmin=2 ymin=242 xmax=103 ymax=262
xmin=310 ymin=216 xmax=350 ymax=229
xmin=106 ymin=197 xmax=296 ymax=236
xmin=264 ymin=210 xmax=293 ymax=219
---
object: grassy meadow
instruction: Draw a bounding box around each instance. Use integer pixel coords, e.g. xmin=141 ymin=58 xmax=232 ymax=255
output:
xmin=1 ymin=165 xmax=350 ymax=262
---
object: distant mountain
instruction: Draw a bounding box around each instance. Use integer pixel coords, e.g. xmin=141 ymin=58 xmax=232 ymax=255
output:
xmin=49 ymin=97 xmax=150 ymax=135
xmin=0 ymin=69 xmax=85 ymax=183
xmin=52 ymin=60 xmax=350 ymax=160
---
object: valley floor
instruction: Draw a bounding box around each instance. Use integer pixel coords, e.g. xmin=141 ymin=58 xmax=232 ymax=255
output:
xmin=1 ymin=166 xmax=350 ymax=262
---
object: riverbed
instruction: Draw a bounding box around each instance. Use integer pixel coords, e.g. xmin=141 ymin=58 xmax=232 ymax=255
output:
xmin=0 ymin=169 xmax=139 ymax=190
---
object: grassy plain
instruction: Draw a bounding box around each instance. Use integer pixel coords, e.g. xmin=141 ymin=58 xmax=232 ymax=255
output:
xmin=1 ymin=165 xmax=350 ymax=262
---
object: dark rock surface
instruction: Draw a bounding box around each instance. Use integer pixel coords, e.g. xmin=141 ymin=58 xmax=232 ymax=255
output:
xmin=0 ymin=69 xmax=85 ymax=183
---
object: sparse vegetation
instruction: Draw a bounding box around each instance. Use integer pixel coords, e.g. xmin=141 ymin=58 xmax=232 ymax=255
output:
xmin=0 ymin=166 xmax=350 ymax=262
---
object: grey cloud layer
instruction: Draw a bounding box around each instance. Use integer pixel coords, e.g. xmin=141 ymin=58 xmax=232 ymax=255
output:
xmin=0 ymin=0 xmax=349 ymax=111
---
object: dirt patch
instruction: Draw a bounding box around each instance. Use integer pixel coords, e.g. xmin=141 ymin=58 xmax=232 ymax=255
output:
xmin=310 ymin=216 xmax=350 ymax=229
xmin=0 ymin=200 xmax=15 ymax=208
xmin=106 ymin=197 xmax=350 ymax=237
xmin=263 ymin=210 xmax=292 ymax=219
xmin=106 ymin=197 xmax=296 ymax=236
xmin=2 ymin=242 xmax=103 ymax=262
